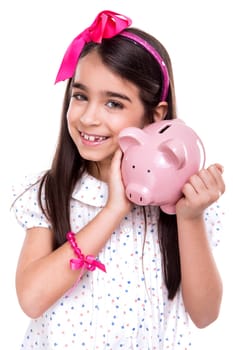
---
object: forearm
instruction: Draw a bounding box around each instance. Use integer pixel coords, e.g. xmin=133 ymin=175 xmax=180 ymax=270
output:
xmin=177 ymin=214 xmax=222 ymax=328
xmin=16 ymin=206 xmax=125 ymax=318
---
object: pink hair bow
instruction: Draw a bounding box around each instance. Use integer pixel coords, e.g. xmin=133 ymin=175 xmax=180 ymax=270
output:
xmin=55 ymin=10 xmax=132 ymax=83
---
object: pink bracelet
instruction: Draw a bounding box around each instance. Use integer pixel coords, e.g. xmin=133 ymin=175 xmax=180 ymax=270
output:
xmin=66 ymin=232 xmax=106 ymax=273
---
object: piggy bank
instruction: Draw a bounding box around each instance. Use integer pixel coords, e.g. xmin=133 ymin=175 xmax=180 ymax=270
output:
xmin=118 ymin=118 xmax=205 ymax=214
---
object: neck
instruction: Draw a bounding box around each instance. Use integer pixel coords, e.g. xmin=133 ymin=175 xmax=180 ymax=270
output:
xmin=87 ymin=161 xmax=110 ymax=183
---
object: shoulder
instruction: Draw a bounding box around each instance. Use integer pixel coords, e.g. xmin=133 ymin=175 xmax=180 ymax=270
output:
xmin=11 ymin=171 xmax=46 ymax=201
xmin=11 ymin=171 xmax=51 ymax=230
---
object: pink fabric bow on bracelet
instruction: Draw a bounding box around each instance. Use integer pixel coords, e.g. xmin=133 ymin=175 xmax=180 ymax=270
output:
xmin=70 ymin=255 xmax=106 ymax=272
xmin=55 ymin=10 xmax=132 ymax=83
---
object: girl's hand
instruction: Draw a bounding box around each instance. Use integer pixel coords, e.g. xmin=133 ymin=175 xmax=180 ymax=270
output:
xmin=176 ymin=163 xmax=225 ymax=220
xmin=105 ymin=149 xmax=132 ymax=216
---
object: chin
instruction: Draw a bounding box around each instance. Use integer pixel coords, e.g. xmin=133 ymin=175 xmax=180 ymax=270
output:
xmin=78 ymin=150 xmax=112 ymax=163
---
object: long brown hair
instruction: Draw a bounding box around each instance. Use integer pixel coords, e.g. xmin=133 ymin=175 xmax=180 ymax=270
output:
xmin=39 ymin=28 xmax=180 ymax=299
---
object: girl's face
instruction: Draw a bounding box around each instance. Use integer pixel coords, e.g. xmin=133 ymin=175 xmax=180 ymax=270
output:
xmin=67 ymin=50 xmax=147 ymax=175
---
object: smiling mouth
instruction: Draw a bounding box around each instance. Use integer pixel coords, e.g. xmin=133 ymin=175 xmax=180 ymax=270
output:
xmin=80 ymin=131 xmax=108 ymax=143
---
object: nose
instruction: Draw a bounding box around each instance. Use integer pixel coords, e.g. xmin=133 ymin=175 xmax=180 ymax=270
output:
xmin=125 ymin=183 xmax=152 ymax=206
xmin=79 ymin=103 xmax=101 ymax=126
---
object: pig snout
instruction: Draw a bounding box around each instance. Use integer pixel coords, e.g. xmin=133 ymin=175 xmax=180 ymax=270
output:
xmin=125 ymin=183 xmax=152 ymax=206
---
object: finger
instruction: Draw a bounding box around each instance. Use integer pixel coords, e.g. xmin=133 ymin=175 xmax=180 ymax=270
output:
xmin=182 ymin=169 xmax=220 ymax=204
xmin=207 ymin=164 xmax=224 ymax=180
xmin=198 ymin=168 xmax=216 ymax=190
xmin=182 ymin=181 xmax=199 ymax=198
xmin=197 ymin=164 xmax=224 ymax=191
xmin=193 ymin=167 xmax=224 ymax=202
xmin=207 ymin=164 xmax=225 ymax=195
xmin=211 ymin=163 xmax=224 ymax=174
xmin=187 ymin=172 xmax=208 ymax=194
xmin=110 ymin=149 xmax=122 ymax=169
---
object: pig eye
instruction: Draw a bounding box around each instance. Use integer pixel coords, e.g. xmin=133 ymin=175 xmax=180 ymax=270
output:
xmin=147 ymin=169 xmax=151 ymax=173
xmin=132 ymin=165 xmax=136 ymax=168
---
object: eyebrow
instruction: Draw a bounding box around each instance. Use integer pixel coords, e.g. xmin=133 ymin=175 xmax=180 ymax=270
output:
xmin=72 ymin=82 xmax=132 ymax=103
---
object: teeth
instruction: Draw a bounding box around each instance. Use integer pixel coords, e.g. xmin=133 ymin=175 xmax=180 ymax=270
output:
xmin=81 ymin=132 xmax=107 ymax=142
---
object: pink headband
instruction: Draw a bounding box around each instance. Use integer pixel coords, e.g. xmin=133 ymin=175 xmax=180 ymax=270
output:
xmin=55 ymin=10 xmax=169 ymax=101
xmin=120 ymin=32 xmax=169 ymax=102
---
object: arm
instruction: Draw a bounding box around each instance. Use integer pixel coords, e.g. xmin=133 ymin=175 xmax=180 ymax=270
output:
xmin=16 ymin=150 xmax=131 ymax=318
xmin=176 ymin=164 xmax=225 ymax=328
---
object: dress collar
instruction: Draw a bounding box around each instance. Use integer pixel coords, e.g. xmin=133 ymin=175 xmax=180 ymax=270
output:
xmin=71 ymin=172 xmax=108 ymax=207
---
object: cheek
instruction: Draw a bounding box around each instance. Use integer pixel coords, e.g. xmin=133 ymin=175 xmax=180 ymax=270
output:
xmin=66 ymin=101 xmax=78 ymax=127
xmin=115 ymin=113 xmax=146 ymax=133
xmin=66 ymin=111 xmax=72 ymax=134
xmin=123 ymin=106 xmax=147 ymax=130
xmin=66 ymin=105 xmax=76 ymax=136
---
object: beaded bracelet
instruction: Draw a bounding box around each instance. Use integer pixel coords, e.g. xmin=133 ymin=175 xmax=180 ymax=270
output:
xmin=66 ymin=232 xmax=106 ymax=273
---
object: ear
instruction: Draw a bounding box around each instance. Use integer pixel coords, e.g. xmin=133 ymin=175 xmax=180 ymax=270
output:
xmin=159 ymin=139 xmax=186 ymax=169
xmin=153 ymin=102 xmax=168 ymax=122
xmin=118 ymin=127 xmax=147 ymax=153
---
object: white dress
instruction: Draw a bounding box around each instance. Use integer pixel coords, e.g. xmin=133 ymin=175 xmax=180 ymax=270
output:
xmin=11 ymin=171 xmax=223 ymax=350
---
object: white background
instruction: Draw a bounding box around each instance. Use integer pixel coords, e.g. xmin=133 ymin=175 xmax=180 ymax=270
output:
xmin=0 ymin=0 xmax=232 ymax=348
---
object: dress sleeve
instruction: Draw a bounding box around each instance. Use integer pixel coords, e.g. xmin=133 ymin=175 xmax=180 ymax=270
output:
xmin=204 ymin=200 xmax=225 ymax=249
xmin=11 ymin=172 xmax=51 ymax=230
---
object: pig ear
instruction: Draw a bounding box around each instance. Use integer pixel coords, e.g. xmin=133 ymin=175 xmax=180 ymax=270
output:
xmin=159 ymin=139 xmax=186 ymax=169
xmin=118 ymin=127 xmax=147 ymax=153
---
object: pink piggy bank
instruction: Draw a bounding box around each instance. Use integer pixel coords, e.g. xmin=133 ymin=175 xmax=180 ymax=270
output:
xmin=118 ymin=118 xmax=205 ymax=214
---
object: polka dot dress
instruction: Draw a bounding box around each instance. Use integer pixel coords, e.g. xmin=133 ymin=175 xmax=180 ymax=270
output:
xmin=11 ymin=172 xmax=224 ymax=349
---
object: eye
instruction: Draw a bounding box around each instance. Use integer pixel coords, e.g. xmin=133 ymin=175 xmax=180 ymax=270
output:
xmin=106 ymin=100 xmax=123 ymax=109
xmin=72 ymin=92 xmax=87 ymax=101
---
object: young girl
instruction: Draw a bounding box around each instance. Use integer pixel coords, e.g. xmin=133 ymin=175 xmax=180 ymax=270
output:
xmin=11 ymin=10 xmax=225 ymax=349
